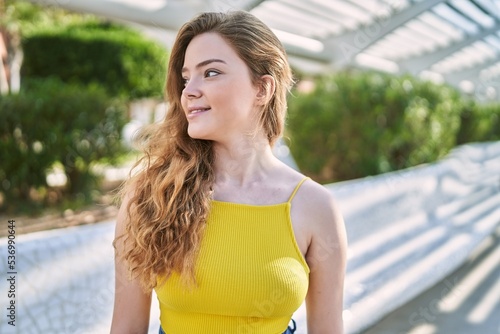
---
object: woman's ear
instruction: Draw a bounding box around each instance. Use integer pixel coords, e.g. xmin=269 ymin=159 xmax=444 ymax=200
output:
xmin=256 ymin=75 xmax=276 ymax=105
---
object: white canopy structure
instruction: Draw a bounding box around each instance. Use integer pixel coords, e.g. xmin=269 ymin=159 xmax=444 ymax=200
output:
xmin=30 ymin=0 xmax=500 ymax=101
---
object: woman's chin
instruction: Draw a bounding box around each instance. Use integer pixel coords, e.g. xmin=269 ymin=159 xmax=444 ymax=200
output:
xmin=187 ymin=129 xmax=211 ymax=140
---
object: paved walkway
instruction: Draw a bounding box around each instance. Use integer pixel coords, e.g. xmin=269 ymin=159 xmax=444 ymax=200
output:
xmin=362 ymin=226 xmax=500 ymax=334
xmin=0 ymin=221 xmax=117 ymax=334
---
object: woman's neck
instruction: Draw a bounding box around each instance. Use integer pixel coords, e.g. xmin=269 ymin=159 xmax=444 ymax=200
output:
xmin=212 ymin=136 xmax=278 ymax=187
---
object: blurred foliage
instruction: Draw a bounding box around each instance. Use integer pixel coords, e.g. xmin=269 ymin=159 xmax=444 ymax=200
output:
xmin=287 ymin=70 xmax=467 ymax=183
xmin=456 ymin=102 xmax=500 ymax=144
xmin=0 ymin=78 xmax=127 ymax=213
xmin=21 ymin=21 xmax=167 ymax=99
xmin=3 ymin=0 xmax=167 ymax=99
xmin=0 ymin=1 xmax=166 ymax=214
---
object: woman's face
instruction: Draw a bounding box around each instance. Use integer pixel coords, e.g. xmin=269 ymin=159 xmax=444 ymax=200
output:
xmin=180 ymin=32 xmax=261 ymax=142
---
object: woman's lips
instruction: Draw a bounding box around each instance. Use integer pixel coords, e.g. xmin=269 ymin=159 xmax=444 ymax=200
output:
xmin=187 ymin=107 xmax=210 ymax=119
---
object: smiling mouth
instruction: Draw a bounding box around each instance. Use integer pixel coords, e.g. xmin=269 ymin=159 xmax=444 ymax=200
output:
xmin=190 ymin=108 xmax=211 ymax=114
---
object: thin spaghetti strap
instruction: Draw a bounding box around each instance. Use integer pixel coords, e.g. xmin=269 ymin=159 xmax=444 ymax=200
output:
xmin=287 ymin=177 xmax=310 ymax=203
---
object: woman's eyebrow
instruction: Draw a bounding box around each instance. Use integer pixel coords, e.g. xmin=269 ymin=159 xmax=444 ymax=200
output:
xmin=181 ymin=59 xmax=227 ymax=73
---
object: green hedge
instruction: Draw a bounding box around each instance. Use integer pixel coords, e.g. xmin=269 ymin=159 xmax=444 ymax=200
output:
xmin=21 ymin=21 xmax=167 ymax=99
xmin=0 ymin=79 xmax=127 ymax=212
xmin=456 ymin=102 xmax=500 ymax=144
xmin=287 ymin=71 xmax=466 ymax=183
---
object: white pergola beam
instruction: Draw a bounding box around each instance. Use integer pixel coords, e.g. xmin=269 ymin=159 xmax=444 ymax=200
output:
xmin=281 ymin=44 xmax=332 ymax=64
xmin=204 ymin=0 xmax=267 ymax=12
xmin=399 ymin=23 xmax=500 ymax=75
xmin=444 ymin=56 xmax=500 ymax=84
xmin=243 ymin=0 xmax=267 ymax=10
xmin=321 ymin=0 xmax=446 ymax=67
xmin=29 ymin=0 xmax=201 ymax=31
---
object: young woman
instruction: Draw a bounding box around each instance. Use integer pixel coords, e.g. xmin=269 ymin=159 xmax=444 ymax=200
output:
xmin=111 ymin=11 xmax=347 ymax=334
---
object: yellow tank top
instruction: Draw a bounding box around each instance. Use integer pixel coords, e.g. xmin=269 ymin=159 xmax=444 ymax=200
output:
xmin=154 ymin=177 xmax=310 ymax=333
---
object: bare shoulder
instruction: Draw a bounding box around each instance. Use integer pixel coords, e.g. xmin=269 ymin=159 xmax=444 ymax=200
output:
xmin=294 ymin=177 xmax=344 ymax=230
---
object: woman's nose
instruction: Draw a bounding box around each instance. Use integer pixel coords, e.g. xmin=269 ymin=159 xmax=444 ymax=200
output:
xmin=182 ymin=77 xmax=202 ymax=99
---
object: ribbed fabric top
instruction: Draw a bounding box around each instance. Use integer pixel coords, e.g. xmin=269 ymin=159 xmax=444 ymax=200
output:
xmin=154 ymin=177 xmax=310 ymax=334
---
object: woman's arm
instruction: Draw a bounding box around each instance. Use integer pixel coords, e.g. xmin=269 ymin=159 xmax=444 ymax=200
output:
xmin=304 ymin=186 xmax=347 ymax=334
xmin=110 ymin=193 xmax=152 ymax=334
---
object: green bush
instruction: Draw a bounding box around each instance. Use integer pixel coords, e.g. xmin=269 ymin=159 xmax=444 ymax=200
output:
xmin=0 ymin=78 xmax=127 ymax=213
xmin=287 ymin=70 xmax=465 ymax=183
xmin=456 ymin=102 xmax=500 ymax=144
xmin=21 ymin=21 xmax=167 ymax=99
xmin=0 ymin=93 xmax=55 ymax=204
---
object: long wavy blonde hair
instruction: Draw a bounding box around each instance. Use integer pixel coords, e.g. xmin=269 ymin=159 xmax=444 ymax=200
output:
xmin=115 ymin=11 xmax=294 ymax=291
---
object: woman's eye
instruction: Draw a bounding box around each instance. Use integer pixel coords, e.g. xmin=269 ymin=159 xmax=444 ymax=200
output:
xmin=182 ymin=78 xmax=189 ymax=86
xmin=205 ymin=70 xmax=219 ymax=78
